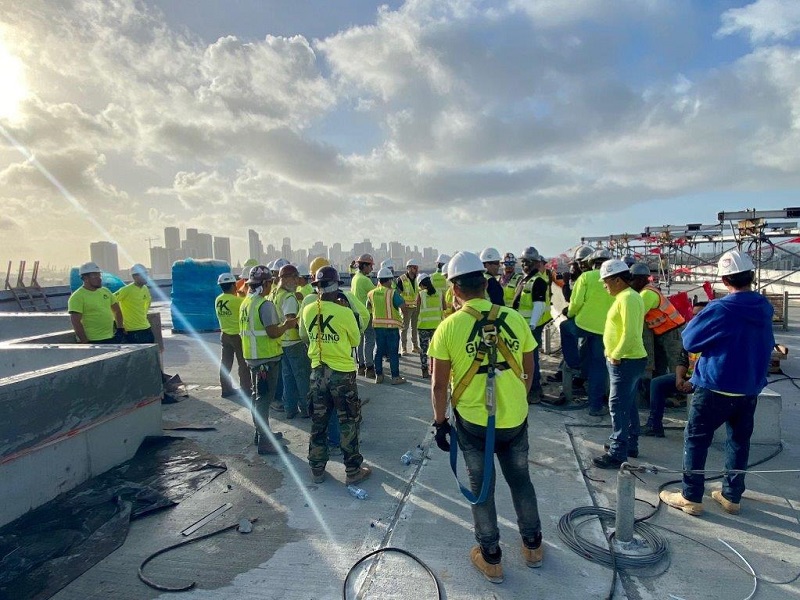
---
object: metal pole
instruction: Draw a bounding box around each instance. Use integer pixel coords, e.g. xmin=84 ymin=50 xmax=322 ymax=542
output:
xmin=615 ymin=468 xmax=635 ymax=543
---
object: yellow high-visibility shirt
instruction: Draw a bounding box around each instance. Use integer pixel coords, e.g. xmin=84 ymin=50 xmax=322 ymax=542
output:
xmin=68 ymin=286 xmax=116 ymax=341
xmin=603 ymin=287 xmax=647 ymax=360
xmin=301 ymin=300 xmax=360 ymax=372
xmin=567 ymin=270 xmax=614 ymax=335
xmin=115 ymin=283 xmax=151 ymax=332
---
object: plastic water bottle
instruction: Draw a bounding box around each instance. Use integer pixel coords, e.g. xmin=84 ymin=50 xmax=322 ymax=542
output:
xmin=347 ymin=484 xmax=368 ymax=500
xmin=400 ymin=451 xmax=415 ymax=465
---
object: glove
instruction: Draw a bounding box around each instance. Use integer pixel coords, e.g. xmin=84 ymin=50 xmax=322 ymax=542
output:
xmin=432 ymin=420 xmax=452 ymax=452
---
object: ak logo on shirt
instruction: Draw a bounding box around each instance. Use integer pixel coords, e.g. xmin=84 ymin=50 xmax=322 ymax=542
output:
xmin=464 ymin=310 xmax=520 ymax=355
xmin=216 ymin=299 xmax=232 ymax=316
xmin=308 ymin=314 xmax=340 ymax=342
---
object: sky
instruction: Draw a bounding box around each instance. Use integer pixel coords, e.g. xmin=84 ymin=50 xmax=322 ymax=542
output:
xmin=1 ymin=0 xmax=800 ymax=268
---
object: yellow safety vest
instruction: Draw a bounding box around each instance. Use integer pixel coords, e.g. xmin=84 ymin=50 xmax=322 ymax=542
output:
xmin=444 ymin=285 xmax=455 ymax=317
xmin=240 ymin=295 xmax=282 ymax=360
xmin=297 ymin=283 xmax=314 ymax=298
xmin=431 ymin=271 xmax=447 ymax=295
xmin=215 ymin=292 xmax=243 ymax=335
xmin=503 ymin=273 xmax=522 ymax=307
xmin=273 ymin=287 xmax=301 ymax=343
xmin=397 ymin=273 xmax=418 ymax=308
xmin=368 ymin=286 xmax=402 ymax=328
xmin=516 ymin=271 xmax=552 ymax=326
xmin=417 ymin=290 xmax=444 ymax=330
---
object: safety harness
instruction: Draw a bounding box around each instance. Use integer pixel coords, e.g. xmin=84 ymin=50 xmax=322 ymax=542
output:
xmin=448 ymin=304 xmax=522 ymax=505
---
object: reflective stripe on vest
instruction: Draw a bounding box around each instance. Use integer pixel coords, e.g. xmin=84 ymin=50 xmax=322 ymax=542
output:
xmin=273 ymin=287 xmax=301 ymax=343
xmin=643 ymin=284 xmax=686 ymax=335
xmin=398 ymin=274 xmax=418 ymax=307
xmin=239 ymin=295 xmax=281 ymax=360
xmin=515 ymin=272 xmax=552 ymax=326
xmin=503 ymin=273 xmax=521 ymax=307
xmin=369 ymin=286 xmax=402 ymax=328
xmin=418 ymin=290 xmax=443 ymax=329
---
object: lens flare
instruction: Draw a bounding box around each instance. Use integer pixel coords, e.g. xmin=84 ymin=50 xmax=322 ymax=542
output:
xmin=0 ymin=36 xmax=27 ymax=121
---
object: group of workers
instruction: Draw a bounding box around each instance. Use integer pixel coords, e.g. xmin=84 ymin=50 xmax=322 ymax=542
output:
xmin=66 ymin=241 xmax=776 ymax=584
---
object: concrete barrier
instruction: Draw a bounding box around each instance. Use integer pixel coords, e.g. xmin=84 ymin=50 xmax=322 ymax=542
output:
xmin=0 ymin=313 xmax=73 ymax=342
xmin=0 ymin=344 xmax=163 ymax=527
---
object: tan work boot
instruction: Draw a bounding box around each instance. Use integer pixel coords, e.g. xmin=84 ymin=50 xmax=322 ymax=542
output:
xmin=712 ymin=490 xmax=740 ymax=514
xmin=346 ymin=465 xmax=372 ymax=485
xmin=659 ymin=490 xmax=703 ymax=516
xmin=311 ymin=468 xmax=325 ymax=484
xmin=374 ymin=374 xmax=384 ymax=384
xmin=470 ymin=546 xmax=503 ymax=583
xmin=521 ymin=542 xmax=543 ymax=568
xmin=391 ymin=376 xmax=407 ymax=385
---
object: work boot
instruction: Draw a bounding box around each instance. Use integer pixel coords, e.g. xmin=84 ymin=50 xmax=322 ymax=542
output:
xmin=604 ymin=443 xmax=638 ymax=458
xmin=541 ymin=392 xmax=566 ymax=407
xmin=365 ymin=366 xmax=376 ymax=379
xmin=521 ymin=536 xmax=543 ymax=568
xmin=546 ymin=371 xmax=563 ymax=383
xmin=375 ymin=374 xmax=384 ymax=384
xmin=257 ymin=440 xmax=281 ymax=455
xmin=412 ymin=347 xmax=420 ymax=354
xmin=254 ymin=430 xmax=284 ymax=445
xmin=711 ymin=490 xmax=740 ymax=514
xmin=470 ymin=546 xmax=503 ymax=584
xmin=357 ymin=365 xmax=366 ymax=376
xmin=346 ymin=465 xmax=372 ymax=485
xmin=391 ymin=376 xmax=407 ymax=385
xmin=421 ymin=367 xmax=430 ymax=379
xmin=659 ymin=490 xmax=703 ymax=516
xmin=642 ymin=425 xmax=665 ymax=438
xmin=592 ymin=453 xmax=624 ymax=469
xmin=311 ymin=468 xmax=326 ymax=484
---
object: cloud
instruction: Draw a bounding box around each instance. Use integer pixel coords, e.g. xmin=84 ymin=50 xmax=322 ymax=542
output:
xmin=718 ymin=0 xmax=800 ymax=44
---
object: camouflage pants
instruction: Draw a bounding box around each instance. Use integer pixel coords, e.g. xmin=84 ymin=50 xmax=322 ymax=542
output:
xmin=418 ymin=328 xmax=434 ymax=370
xmin=307 ymin=366 xmax=363 ymax=474
xmin=250 ymin=361 xmax=279 ymax=436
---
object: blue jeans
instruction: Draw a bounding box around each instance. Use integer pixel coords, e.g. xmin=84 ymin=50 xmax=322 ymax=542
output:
xmin=682 ymin=387 xmax=757 ymax=503
xmin=374 ymin=328 xmax=400 ymax=377
xmin=560 ymin=318 xmax=581 ymax=370
xmin=647 ymin=374 xmax=677 ymax=432
xmin=456 ymin=414 xmax=541 ymax=555
xmin=532 ymin=325 xmax=544 ymax=390
xmin=356 ymin=320 xmax=376 ymax=368
xmin=607 ymin=358 xmax=646 ymax=460
xmin=281 ymin=342 xmax=311 ymax=416
xmin=583 ymin=332 xmax=607 ymax=411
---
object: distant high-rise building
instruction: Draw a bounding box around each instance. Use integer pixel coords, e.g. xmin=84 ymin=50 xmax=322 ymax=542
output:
xmin=150 ymin=246 xmax=170 ymax=277
xmin=214 ymin=236 xmax=232 ymax=265
xmin=196 ymin=233 xmax=213 ymax=258
xmin=89 ymin=241 xmax=120 ymax=274
xmin=248 ymin=229 xmax=263 ymax=262
xmin=164 ymin=226 xmax=181 ymax=250
xmin=281 ymin=237 xmax=292 ymax=260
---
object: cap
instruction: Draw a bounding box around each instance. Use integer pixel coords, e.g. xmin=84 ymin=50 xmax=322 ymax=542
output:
xmin=79 ymin=262 xmax=102 ymax=275
xmin=599 ymin=259 xmax=629 ymax=280
xmin=718 ymin=249 xmax=755 ymax=277
xmin=217 ymin=272 xmax=237 ymax=285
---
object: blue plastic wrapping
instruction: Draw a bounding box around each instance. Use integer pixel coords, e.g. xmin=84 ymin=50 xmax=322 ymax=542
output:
xmin=171 ymin=259 xmax=231 ymax=332
xmin=69 ymin=267 xmax=126 ymax=293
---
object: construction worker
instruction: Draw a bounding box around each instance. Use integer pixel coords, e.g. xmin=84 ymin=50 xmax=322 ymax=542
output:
xmin=380 ymin=259 xmax=396 ymax=277
xmin=68 ymin=262 xmax=124 ymax=344
xmin=297 ymin=267 xmax=314 ymax=298
xmin=442 ymin=261 xmax=456 ymax=317
xmin=660 ymin=250 xmax=774 ymax=516
xmin=561 ymin=248 xmax=615 ymax=415
xmin=215 ymin=272 xmax=251 ymax=398
xmin=367 ymin=267 xmax=406 ymax=384
xmin=300 ymin=266 xmax=371 ymax=486
xmin=348 ymin=260 xmax=358 ymax=277
xmin=510 ymin=247 xmax=552 ymax=404
xmin=351 ymin=254 xmax=377 ymax=379
xmin=429 ymin=251 xmax=542 ymax=584
xmin=431 ymin=253 xmax=451 ymax=294
xmin=500 ymin=252 xmax=521 ymax=306
xmin=415 ymin=272 xmax=444 ymax=378
xmin=479 ymin=247 xmax=505 ymax=305
xmin=592 ymin=260 xmax=647 ymax=469
xmin=239 ymin=265 xmax=295 ymax=455
xmin=274 ymin=264 xmax=311 ymax=419
xmin=236 ymin=266 xmax=252 ymax=297
xmin=116 ymin=263 xmax=154 ymax=344
xmin=396 ymin=259 xmax=421 ymax=354
xmin=300 ymin=259 xmax=370 ymax=454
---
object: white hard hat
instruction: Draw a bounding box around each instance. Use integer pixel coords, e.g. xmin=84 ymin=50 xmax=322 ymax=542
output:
xmin=380 ymin=259 xmax=395 ymax=269
xmin=416 ymin=272 xmax=431 ymax=286
xmin=218 ymin=272 xmax=237 ymax=285
xmin=406 ymin=259 xmax=419 ymax=267
xmin=447 ymin=251 xmax=486 ymax=280
xmin=377 ymin=267 xmax=394 ymax=279
xmin=436 ymin=253 xmax=451 ymax=265
xmin=718 ymin=249 xmax=755 ymax=277
xmin=441 ymin=262 xmax=449 ymax=278
xmin=79 ymin=262 xmax=102 ymax=275
xmin=131 ymin=263 xmax=148 ymax=276
xmin=479 ymin=247 xmax=502 ymax=263
xmin=241 ymin=266 xmax=253 ymax=279
xmin=273 ymin=258 xmax=289 ymax=270
xmin=599 ymin=259 xmax=629 ymax=280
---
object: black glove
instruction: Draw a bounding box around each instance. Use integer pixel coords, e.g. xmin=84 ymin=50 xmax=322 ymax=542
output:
xmin=432 ymin=420 xmax=452 ymax=452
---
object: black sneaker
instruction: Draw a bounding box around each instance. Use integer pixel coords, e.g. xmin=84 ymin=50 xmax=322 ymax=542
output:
xmin=604 ymin=443 xmax=638 ymax=458
xmin=593 ymin=453 xmax=624 ymax=469
xmin=642 ymin=426 xmax=665 ymax=438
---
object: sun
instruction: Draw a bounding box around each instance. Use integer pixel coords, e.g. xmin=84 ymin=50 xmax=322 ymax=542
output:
xmin=0 ymin=37 xmax=28 ymax=121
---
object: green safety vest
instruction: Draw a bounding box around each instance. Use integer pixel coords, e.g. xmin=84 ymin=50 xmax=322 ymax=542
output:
xmin=239 ymin=295 xmax=282 ymax=360
xmin=516 ymin=272 xmax=552 ymax=327
xmin=368 ymin=286 xmax=402 ymax=328
xmin=215 ymin=292 xmax=243 ymax=335
xmin=273 ymin=287 xmax=301 ymax=343
xmin=397 ymin=273 xmax=418 ymax=308
xmin=417 ymin=290 xmax=443 ymax=330
xmin=503 ymin=273 xmax=522 ymax=307
xmin=431 ymin=271 xmax=447 ymax=295
xmin=297 ymin=283 xmax=313 ymax=298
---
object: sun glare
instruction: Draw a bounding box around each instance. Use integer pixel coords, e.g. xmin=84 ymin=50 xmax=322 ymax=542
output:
xmin=0 ymin=38 xmax=28 ymax=121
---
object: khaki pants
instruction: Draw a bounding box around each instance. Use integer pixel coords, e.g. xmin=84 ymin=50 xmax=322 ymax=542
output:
xmin=400 ymin=304 xmax=419 ymax=351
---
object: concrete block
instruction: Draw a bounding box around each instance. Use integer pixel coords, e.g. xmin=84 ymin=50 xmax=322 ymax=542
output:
xmin=0 ymin=312 xmax=72 ymax=342
xmin=713 ymin=386 xmax=781 ymax=445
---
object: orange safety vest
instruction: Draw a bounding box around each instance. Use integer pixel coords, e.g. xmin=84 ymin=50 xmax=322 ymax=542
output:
xmin=643 ymin=284 xmax=685 ymax=335
xmin=368 ymin=286 xmax=402 ymax=328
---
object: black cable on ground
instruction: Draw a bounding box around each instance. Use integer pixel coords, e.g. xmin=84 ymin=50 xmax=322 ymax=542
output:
xmin=343 ymin=547 xmax=443 ymax=600
xmin=138 ymin=519 xmax=257 ymax=592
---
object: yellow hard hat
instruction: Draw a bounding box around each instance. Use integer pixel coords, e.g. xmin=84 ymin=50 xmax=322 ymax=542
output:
xmin=309 ymin=256 xmax=330 ymax=274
